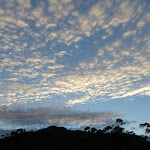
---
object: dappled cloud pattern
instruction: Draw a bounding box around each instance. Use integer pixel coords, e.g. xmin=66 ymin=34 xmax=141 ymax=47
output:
xmin=0 ymin=0 xmax=150 ymax=108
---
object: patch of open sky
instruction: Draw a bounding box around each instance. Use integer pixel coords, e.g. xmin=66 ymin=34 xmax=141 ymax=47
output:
xmin=94 ymin=96 xmax=150 ymax=122
xmin=73 ymin=39 xmax=98 ymax=63
xmin=74 ymin=0 xmax=98 ymax=14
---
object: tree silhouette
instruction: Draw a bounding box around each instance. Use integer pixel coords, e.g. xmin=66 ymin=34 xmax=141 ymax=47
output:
xmin=127 ymin=131 xmax=135 ymax=135
xmin=96 ymin=129 xmax=103 ymax=134
xmin=0 ymin=121 xmax=150 ymax=150
xmin=103 ymin=126 xmax=112 ymax=133
xmin=116 ymin=118 xmax=125 ymax=125
xmin=91 ymin=127 xmax=97 ymax=133
xmin=140 ymin=123 xmax=150 ymax=135
xmin=1 ymin=134 xmax=5 ymax=138
xmin=84 ymin=126 xmax=90 ymax=132
xmin=140 ymin=123 xmax=150 ymax=128
xmin=146 ymin=128 xmax=150 ymax=134
xmin=9 ymin=129 xmax=26 ymax=137
xmin=10 ymin=131 xmax=15 ymax=137
xmin=16 ymin=129 xmax=26 ymax=134
xmin=111 ymin=126 xmax=124 ymax=134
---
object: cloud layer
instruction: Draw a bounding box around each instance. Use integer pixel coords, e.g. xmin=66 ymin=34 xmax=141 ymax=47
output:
xmin=0 ymin=105 xmax=119 ymax=130
xmin=0 ymin=0 xmax=150 ymax=108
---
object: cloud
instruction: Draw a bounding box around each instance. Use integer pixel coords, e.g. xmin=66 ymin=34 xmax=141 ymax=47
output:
xmin=0 ymin=0 xmax=147 ymax=48
xmin=140 ymin=90 xmax=150 ymax=96
xmin=113 ymin=87 xmax=150 ymax=99
xmin=0 ymin=0 xmax=150 ymax=108
xmin=0 ymin=83 xmax=33 ymax=106
xmin=16 ymin=20 xmax=28 ymax=27
xmin=48 ymin=0 xmax=74 ymax=19
xmin=6 ymin=83 xmax=32 ymax=90
xmin=123 ymin=30 xmax=136 ymax=38
xmin=47 ymin=65 xmax=64 ymax=70
xmin=46 ymin=24 xmax=56 ymax=29
xmin=3 ymin=0 xmax=15 ymax=8
xmin=26 ymin=58 xmax=42 ymax=63
xmin=137 ymin=21 xmax=145 ymax=28
xmin=1 ymin=58 xmax=23 ymax=68
xmin=17 ymin=0 xmax=31 ymax=8
xmin=67 ymin=95 xmax=92 ymax=106
xmin=0 ymin=106 xmax=120 ymax=130
xmin=54 ymin=51 xmax=67 ymax=57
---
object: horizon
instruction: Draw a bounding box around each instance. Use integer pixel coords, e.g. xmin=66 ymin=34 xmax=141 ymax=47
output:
xmin=0 ymin=0 xmax=150 ymax=137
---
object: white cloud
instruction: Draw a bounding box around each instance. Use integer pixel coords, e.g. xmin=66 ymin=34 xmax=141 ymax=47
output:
xmin=67 ymin=95 xmax=92 ymax=106
xmin=48 ymin=0 xmax=74 ymax=19
xmin=113 ymin=87 xmax=150 ymax=98
xmin=16 ymin=20 xmax=28 ymax=27
xmin=26 ymin=58 xmax=41 ymax=63
xmin=6 ymin=83 xmax=32 ymax=90
xmin=46 ymin=24 xmax=56 ymax=29
xmin=137 ymin=21 xmax=145 ymax=28
xmin=0 ymin=8 xmax=4 ymax=15
xmin=32 ymin=7 xmax=43 ymax=18
xmin=141 ymin=91 xmax=150 ymax=96
xmin=0 ymin=0 xmax=150 ymax=108
xmin=97 ymin=49 xmax=104 ymax=56
xmin=47 ymin=65 xmax=64 ymax=69
xmin=123 ymin=30 xmax=136 ymax=38
xmin=42 ymin=73 xmax=55 ymax=78
xmin=54 ymin=51 xmax=66 ymax=57
xmin=7 ymin=78 xmax=18 ymax=81
xmin=74 ymin=37 xmax=82 ymax=43
xmin=5 ymin=0 xmax=15 ymax=8
xmin=50 ymin=32 xmax=57 ymax=38
xmin=17 ymin=0 xmax=31 ymax=8
xmin=102 ymin=35 xmax=108 ymax=40
xmin=146 ymin=13 xmax=150 ymax=21
xmin=1 ymin=58 xmax=23 ymax=67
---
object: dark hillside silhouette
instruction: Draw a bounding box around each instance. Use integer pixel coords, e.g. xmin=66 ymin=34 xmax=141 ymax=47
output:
xmin=0 ymin=119 xmax=150 ymax=150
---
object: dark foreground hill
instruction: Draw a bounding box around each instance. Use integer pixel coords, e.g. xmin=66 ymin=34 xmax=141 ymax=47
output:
xmin=0 ymin=125 xmax=150 ymax=150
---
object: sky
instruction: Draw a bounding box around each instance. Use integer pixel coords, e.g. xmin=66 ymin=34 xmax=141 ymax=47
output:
xmin=0 ymin=0 xmax=150 ymax=136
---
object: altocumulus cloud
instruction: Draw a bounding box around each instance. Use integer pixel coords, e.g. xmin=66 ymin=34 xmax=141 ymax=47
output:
xmin=0 ymin=0 xmax=150 ymax=107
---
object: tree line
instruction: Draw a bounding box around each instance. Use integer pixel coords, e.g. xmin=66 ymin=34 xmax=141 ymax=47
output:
xmin=0 ymin=119 xmax=150 ymax=150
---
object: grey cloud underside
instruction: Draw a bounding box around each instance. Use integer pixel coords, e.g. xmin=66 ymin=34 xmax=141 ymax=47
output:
xmin=0 ymin=0 xmax=150 ymax=106
xmin=0 ymin=106 xmax=119 ymax=131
